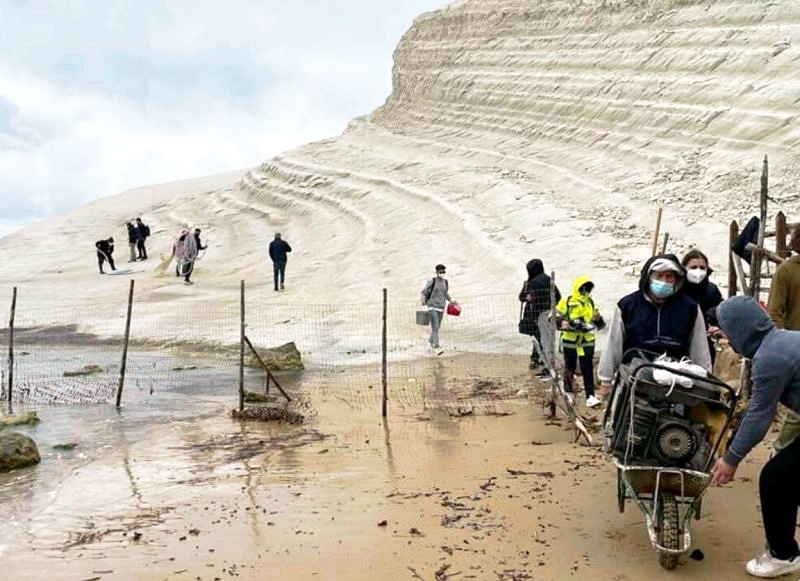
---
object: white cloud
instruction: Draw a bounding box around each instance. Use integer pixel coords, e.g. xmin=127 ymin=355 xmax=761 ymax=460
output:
xmin=0 ymin=0 xmax=445 ymax=238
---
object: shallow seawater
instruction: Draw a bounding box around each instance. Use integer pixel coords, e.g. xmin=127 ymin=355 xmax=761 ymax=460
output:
xmin=0 ymin=349 xmax=558 ymax=580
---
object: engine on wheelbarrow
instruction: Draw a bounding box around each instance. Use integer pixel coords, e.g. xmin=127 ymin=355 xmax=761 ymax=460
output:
xmin=605 ymin=358 xmax=720 ymax=470
xmin=607 ymin=396 xmax=710 ymax=468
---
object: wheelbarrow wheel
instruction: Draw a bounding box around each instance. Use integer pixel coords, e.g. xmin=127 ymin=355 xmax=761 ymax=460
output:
xmin=657 ymin=493 xmax=680 ymax=570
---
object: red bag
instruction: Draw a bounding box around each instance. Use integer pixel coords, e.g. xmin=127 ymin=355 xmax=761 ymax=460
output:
xmin=446 ymin=302 xmax=461 ymax=316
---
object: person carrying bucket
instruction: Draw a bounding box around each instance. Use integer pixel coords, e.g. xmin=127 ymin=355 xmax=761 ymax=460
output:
xmin=420 ymin=264 xmax=457 ymax=352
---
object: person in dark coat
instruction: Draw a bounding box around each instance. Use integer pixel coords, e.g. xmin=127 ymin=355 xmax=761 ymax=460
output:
xmin=268 ymin=232 xmax=292 ymax=291
xmin=95 ymin=237 xmax=116 ymax=274
xmin=126 ymin=221 xmax=140 ymax=263
xmin=518 ymin=259 xmax=561 ymax=376
xmin=681 ymin=249 xmax=724 ymax=362
xmin=135 ymin=217 xmax=150 ymax=260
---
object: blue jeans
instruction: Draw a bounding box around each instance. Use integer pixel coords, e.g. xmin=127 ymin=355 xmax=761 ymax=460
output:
xmin=273 ymin=261 xmax=286 ymax=290
xmin=429 ymin=309 xmax=443 ymax=347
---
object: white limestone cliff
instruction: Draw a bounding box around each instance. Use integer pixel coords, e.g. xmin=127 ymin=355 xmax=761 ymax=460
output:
xmin=0 ymin=0 xmax=798 ymax=350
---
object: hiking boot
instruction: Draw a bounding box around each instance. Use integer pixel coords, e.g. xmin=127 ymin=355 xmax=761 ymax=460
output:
xmin=745 ymin=551 xmax=800 ymax=577
xmin=536 ymin=368 xmax=553 ymax=380
xmin=280 ymin=283 xmax=285 ymax=290
xmin=184 ymin=280 xmax=193 ymax=285
xmin=586 ymin=395 xmax=602 ymax=408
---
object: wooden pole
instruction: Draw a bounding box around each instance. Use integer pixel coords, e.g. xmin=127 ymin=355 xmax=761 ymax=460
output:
xmin=749 ymin=156 xmax=769 ymax=299
xmin=776 ymin=211 xmax=788 ymax=258
xmin=7 ymin=287 xmax=16 ymax=410
xmin=243 ymin=336 xmax=291 ymax=402
xmin=651 ymin=207 xmax=663 ymax=256
xmin=728 ymin=220 xmax=739 ymax=297
xmin=239 ymin=280 xmax=245 ymax=412
xmin=746 ymin=242 xmax=786 ymax=266
xmin=732 ymin=252 xmax=749 ymax=297
xmin=381 ymin=288 xmax=388 ymax=418
xmin=116 ymin=279 xmax=134 ymax=408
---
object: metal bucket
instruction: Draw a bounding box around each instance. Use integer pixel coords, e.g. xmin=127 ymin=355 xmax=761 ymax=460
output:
xmin=416 ymin=309 xmax=430 ymax=326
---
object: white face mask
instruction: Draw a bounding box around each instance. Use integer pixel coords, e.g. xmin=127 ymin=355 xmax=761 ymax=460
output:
xmin=686 ymin=268 xmax=707 ymax=284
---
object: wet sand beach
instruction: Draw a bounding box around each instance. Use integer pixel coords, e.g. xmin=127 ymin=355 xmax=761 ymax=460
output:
xmin=0 ymin=352 xmax=773 ymax=581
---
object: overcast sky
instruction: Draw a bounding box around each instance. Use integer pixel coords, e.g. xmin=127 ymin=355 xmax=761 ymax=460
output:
xmin=0 ymin=1 xmax=445 ymax=238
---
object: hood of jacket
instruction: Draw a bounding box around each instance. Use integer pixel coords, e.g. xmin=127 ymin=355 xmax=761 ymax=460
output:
xmin=717 ymin=295 xmax=774 ymax=358
xmin=638 ymin=253 xmax=686 ymax=295
xmin=570 ymin=275 xmax=594 ymax=297
xmin=526 ymin=259 xmax=544 ymax=279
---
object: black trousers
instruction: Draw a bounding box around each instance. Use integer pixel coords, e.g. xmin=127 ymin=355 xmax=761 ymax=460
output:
xmin=136 ymin=238 xmax=147 ymax=259
xmin=562 ymin=344 xmax=595 ymax=397
xmin=96 ymin=251 xmax=115 ymax=272
xmin=182 ymin=259 xmax=195 ymax=282
xmin=760 ymin=435 xmax=800 ymax=559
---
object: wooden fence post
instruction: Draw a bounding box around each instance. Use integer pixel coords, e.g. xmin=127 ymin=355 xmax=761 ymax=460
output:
xmin=7 ymin=287 xmax=16 ymax=411
xmin=239 ymin=280 xmax=245 ymax=412
xmin=382 ymin=288 xmax=388 ymax=418
xmin=776 ymin=211 xmax=788 ymax=258
xmin=651 ymin=207 xmax=663 ymax=256
xmin=748 ymin=156 xmax=769 ymax=299
xmin=728 ymin=220 xmax=739 ymax=298
xmin=116 ymin=279 xmax=135 ymax=408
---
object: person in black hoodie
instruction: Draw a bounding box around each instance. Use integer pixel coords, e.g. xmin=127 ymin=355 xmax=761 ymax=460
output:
xmin=519 ymin=259 xmax=561 ymax=377
xmin=597 ymin=253 xmax=712 ymax=395
xmin=95 ymin=237 xmax=116 ymax=274
xmin=681 ymin=249 xmax=723 ymax=362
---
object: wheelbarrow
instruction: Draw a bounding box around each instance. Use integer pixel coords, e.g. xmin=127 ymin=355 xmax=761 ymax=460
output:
xmin=601 ymin=353 xmax=738 ymax=570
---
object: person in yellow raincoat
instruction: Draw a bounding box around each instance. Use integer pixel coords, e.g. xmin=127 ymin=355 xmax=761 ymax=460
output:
xmin=556 ymin=275 xmax=605 ymax=408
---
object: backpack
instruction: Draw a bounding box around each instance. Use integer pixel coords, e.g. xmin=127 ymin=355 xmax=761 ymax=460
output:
xmin=142 ymin=224 xmax=151 ymax=237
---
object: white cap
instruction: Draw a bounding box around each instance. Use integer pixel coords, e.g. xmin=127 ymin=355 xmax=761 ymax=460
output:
xmin=649 ymin=257 xmax=682 ymax=273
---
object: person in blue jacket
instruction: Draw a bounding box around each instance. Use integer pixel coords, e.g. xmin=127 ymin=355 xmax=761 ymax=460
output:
xmin=710 ymin=295 xmax=800 ymax=578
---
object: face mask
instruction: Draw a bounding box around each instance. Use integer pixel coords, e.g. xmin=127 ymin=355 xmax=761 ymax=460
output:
xmin=649 ymin=279 xmax=675 ymax=299
xmin=686 ymin=268 xmax=707 ymax=284
xmin=437 ymin=272 xmax=445 ymax=277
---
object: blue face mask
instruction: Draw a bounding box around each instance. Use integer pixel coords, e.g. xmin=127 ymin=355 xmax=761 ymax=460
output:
xmin=649 ymin=279 xmax=675 ymax=299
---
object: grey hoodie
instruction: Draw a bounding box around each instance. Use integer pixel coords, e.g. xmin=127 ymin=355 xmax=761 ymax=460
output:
xmin=420 ymin=275 xmax=451 ymax=310
xmin=717 ymin=295 xmax=800 ymax=465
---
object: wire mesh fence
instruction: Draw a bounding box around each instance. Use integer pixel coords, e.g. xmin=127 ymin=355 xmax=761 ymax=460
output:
xmin=0 ymin=283 xmax=562 ymax=412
